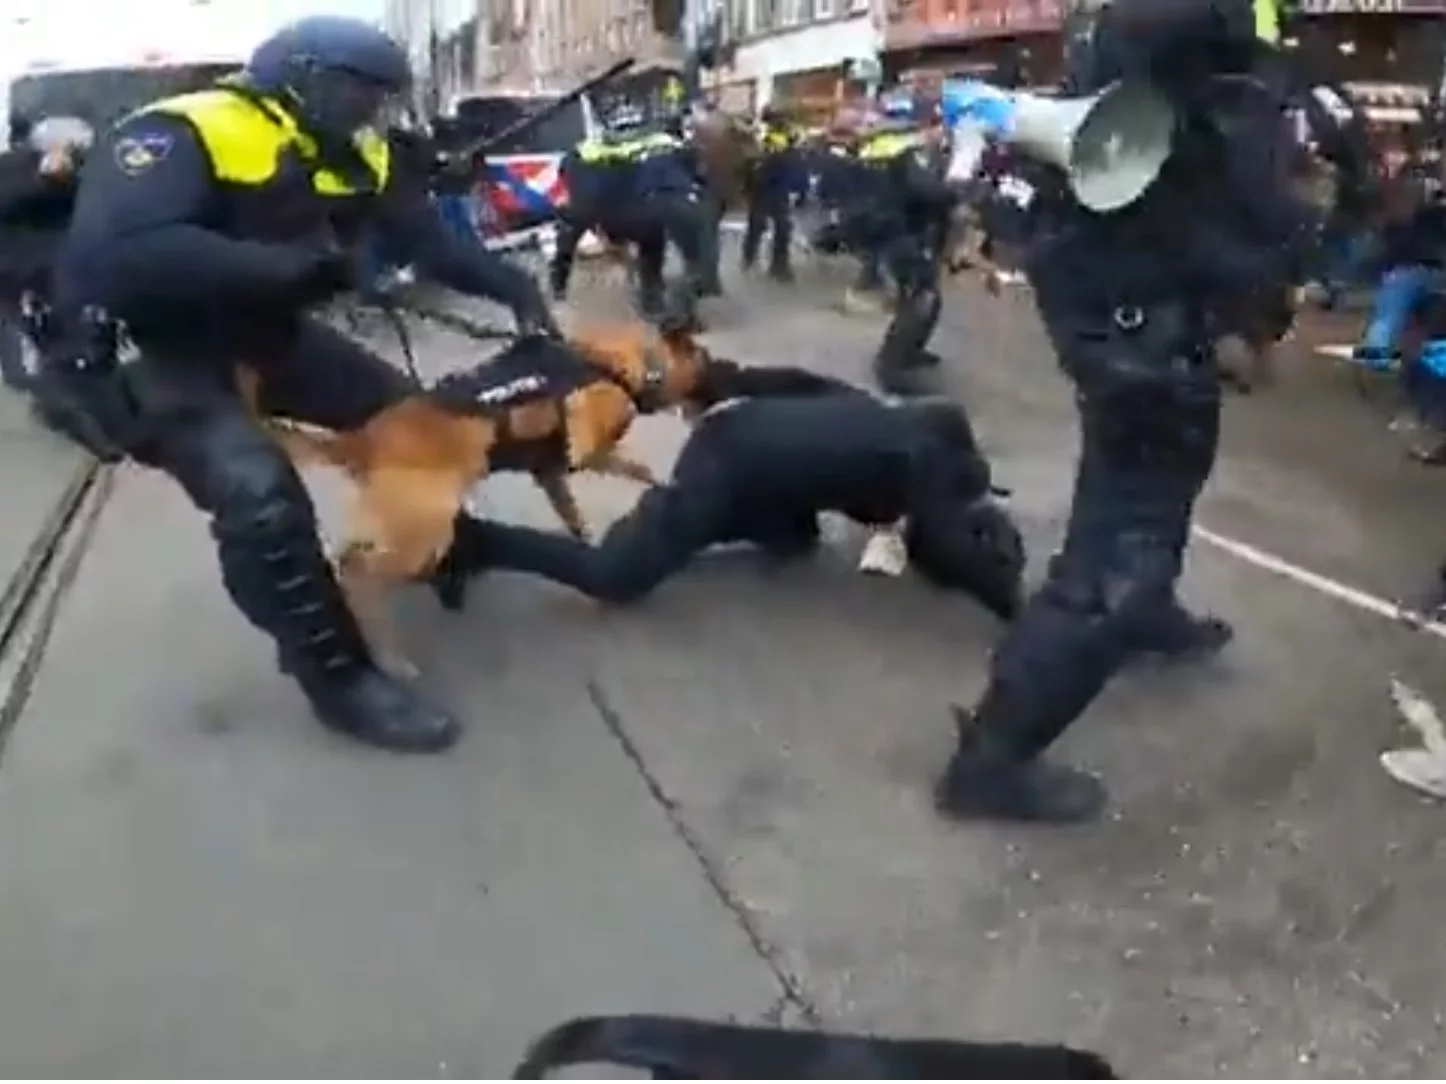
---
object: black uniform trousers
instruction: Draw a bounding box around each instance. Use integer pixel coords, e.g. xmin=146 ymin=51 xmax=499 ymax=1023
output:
xmin=742 ymin=155 xmax=794 ymax=275
xmin=971 ymin=299 xmax=1222 ymax=762
xmin=128 ymin=318 xmax=413 ymax=675
xmin=454 ymin=397 xmax=1026 ymax=619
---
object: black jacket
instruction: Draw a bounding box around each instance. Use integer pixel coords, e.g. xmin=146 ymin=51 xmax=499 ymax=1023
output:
xmin=0 ymin=148 xmax=78 ymax=295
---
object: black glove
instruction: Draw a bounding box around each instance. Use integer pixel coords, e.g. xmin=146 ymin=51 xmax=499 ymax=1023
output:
xmin=287 ymin=245 xmax=355 ymax=307
xmin=512 ymin=296 xmax=561 ymax=339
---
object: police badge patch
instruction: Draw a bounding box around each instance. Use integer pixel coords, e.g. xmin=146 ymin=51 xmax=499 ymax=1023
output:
xmin=114 ymin=132 xmax=173 ymax=176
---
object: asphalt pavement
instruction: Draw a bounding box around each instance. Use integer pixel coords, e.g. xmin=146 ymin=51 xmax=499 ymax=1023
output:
xmin=0 ymin=388 xmax=92 ymax=600
xmin=3 ymin=246 xmax=1446 ymax=1076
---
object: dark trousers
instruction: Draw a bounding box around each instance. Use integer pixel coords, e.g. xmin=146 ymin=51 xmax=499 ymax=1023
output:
xmin=971 ymin=302 xmax=1223 ymax=762
xmin=632 ymin=192 xmax=709 ymax=300
xmin=875 ymin=224 xmax=943 ymax=380
xmin=462 ymin=401 xmax=1025 ymax=617
xmin=742 ymin=181 xmax=793 ymax=274
xmin=694 ymin=190 xmax=725 ymax=294
xmin=552 ymin=193 xmax=709 ymax=312
xmin=130 ymin=319 xmax=413 ymax=677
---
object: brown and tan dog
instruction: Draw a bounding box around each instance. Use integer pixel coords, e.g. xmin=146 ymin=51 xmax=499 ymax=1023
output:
xmin=242 ymin=323 xmax=709 ymax=672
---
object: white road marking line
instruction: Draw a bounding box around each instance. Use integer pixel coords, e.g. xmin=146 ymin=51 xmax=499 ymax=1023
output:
xmin=1191 ymin=524 xmax=1446 ymax=643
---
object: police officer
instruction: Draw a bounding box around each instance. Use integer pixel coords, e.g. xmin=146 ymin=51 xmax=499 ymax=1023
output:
xmin=428 ymin=366 xmax=1025 ymax=622
xmin=741 ymin=106 xmax=798 ymax=282
xmin=933 ymin=0 xmax=1309 ymax=823
xmin=684 ymin=96 xmax=729 ymax=298
xmin=0 ymin=115 xmax=109 ymax=450
xmin=0 ymin=117 xmax=67 ymax=393
xmin=52 ymin=16 xmax=559 ymax=754
xmin=854 ymin=96 xmax=957 ymax=396
xmin=552 ymin=104 xmax=709 ymax=322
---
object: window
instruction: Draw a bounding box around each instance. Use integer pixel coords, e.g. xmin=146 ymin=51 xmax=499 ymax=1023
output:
xmin=814 ymin=0 xmax=838 ymax=17
xmin=849 ymin=0 xmax=870 ymax=13
xmin=754 ymin=0 xmax=777 ymax=32
xmin=780 ymin=0 xmax=806 ymax=27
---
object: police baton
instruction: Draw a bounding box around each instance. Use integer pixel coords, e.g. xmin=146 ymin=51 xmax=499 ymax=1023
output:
xmin=455 ymin=57 xmax=637 ymax=164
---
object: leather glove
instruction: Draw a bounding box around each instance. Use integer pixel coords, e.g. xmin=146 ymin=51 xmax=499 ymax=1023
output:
xmin=289 ymin=245 xmax=355 ymax=307
xmin=513 ymin=296 xmax=562 ymax=340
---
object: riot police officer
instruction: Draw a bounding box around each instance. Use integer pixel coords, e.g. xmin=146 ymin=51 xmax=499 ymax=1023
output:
xmin=933 ymin=0 xmax=1309 ymax=823
xmin=853 ymin=97 xmax=957 ymax=396
xmin=0 ymin=114 xmax=113 ymax=449
xmin=552 ymin=104 xmax=710 ymax=323
xmin=52 ymin=16 xmax=559 ymax=754
xmin=741 ymin=106 xmax=799 ymax=282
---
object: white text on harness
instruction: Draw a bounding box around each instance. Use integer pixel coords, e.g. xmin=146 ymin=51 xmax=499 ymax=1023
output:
xmin=475 ymin=374 xmax=548 ymax=406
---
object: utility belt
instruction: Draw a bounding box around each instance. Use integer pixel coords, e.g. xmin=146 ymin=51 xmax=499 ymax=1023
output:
xmin=32 ymin=303 xmax=149 ymax=462
xmin=1051 ymin=296 xmax=1218 ymax=407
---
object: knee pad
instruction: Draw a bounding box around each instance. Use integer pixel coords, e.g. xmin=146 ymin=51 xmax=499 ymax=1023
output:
xmin=1041 ymin=542 xmax=1175 ymax=646
xmin=205 ymin=441 xmax=314 ymax=547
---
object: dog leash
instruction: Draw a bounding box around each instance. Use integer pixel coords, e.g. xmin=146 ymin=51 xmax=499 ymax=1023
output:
xmin=399 ymin=301 xmax=518 ymax=343
xmin=357 ymin=290 xmax=517 ymax=389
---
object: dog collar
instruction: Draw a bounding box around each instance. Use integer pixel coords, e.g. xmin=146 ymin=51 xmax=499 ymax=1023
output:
xmin=626 ymin=343 xmax=670 ymax=413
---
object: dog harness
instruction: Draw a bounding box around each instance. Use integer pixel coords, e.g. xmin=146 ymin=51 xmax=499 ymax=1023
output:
xmin=429 ymin=338 xmax=671 ymax=472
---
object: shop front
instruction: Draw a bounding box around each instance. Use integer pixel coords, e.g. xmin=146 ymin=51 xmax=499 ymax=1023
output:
xmin=728 ymin=12 xmax=883 ymax=116
xmin=1289 ymin=0 xmax=1446 ymax=128
xmin=885 ymin=0 xmax=1446 ymax=105
xmin=883 ymin=0 xmax=1065 ymax=85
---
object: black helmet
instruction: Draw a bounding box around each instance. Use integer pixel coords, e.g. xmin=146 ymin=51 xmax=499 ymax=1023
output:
xmin=244 ymin=16 xmax=411 ymax=144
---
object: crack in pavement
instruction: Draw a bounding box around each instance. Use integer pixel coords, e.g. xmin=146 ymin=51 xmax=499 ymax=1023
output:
xmin=584 ymin=676 xmax=822 ymax=1028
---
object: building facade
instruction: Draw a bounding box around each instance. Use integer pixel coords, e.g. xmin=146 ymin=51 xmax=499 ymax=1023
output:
xmin=386 ymin=0 xmax=886 ymax=118
xmin=882 ymin=0 xmax=1446 ymax=126
xmin=712 ymin=0 xmax=882 ymax=114
xmin=386 ymin=0 xmax=685 ymax=104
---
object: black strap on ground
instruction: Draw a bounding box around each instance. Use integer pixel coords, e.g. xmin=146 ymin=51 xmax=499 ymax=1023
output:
xmin=511 ymin=1014 xmax=1119 ymax=1079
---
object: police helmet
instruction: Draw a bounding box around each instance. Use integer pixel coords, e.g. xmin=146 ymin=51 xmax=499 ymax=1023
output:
xmin=245 ymin=16 xmax=412 ymax=143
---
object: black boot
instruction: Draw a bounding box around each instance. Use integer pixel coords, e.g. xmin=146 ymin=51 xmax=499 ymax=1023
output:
xmin=429 ymin=512 xmax=494 ymax=612
xmin=872 ymin=352 xmax=932 ymax=398
xmin=217 ymin=507 xmax=460 ymax=753
xmin=932 ymin=705 xmax=1106 ymax=824
xmin=1136 ymin=603 xmax=1233 ymax=662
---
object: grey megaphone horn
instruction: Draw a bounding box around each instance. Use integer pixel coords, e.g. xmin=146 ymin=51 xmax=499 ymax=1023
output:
xmin=948 ymin=81 xmax=1175 ymax=213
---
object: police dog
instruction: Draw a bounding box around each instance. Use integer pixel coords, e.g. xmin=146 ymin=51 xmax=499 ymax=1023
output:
xmin=244 ymin=324 xmax=708 ymax=673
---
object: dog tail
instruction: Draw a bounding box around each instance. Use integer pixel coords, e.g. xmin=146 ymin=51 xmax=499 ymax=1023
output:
xmin=263 ymin=417 xmax=368 ymax=477
xmin=511 ymin=1014 xmax=1119 ymax=1079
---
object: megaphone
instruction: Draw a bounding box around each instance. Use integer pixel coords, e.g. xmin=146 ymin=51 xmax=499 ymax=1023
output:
xmin=945 ymin=80 xmax=1176 ymax=213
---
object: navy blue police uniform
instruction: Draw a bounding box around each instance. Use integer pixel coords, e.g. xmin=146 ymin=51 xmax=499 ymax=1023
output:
xmin=854 ymin=111 xmax=958 ymax=395
xmin=51 ymin=16 xmax=558 ymax=754
xmin=741 ymin=108 xmax=800 ymax=281
xmin=551 ymin=114 xmax=709 ymax=320
xmin=933 ymin=0 xmax=1311 ymax=823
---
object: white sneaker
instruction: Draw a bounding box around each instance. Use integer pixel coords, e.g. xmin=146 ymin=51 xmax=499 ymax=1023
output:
xmin=858 ymin=524 xmax=908 ymax=577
